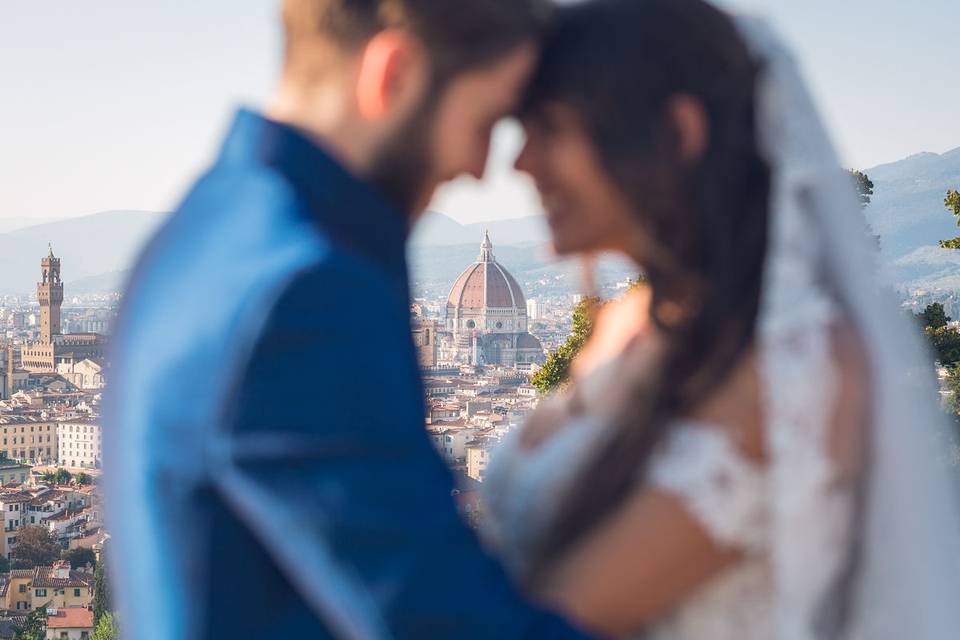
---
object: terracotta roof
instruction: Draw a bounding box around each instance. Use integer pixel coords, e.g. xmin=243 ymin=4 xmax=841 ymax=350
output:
xmin=46 ymin=607 xmax=94 ymax=629
xmin=31 ymin=566 xmax=92 ymax=589
xmin=446 ymin=235 xmax=527 ymax=312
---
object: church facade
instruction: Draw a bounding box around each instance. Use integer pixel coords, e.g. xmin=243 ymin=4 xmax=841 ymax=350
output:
xmin=440 ymin=233 xmax=544 ymax=367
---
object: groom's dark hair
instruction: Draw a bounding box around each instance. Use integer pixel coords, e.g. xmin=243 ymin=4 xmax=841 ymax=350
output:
xmin=282 ymin=0 xmax=551 ymax=81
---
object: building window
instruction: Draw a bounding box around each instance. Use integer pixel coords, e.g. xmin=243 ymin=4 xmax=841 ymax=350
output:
xmin=35 ymin=588 xmax=46 ymax=597
xmin=18 ymin=584 xmax=26 ymax=593
xmin=74 ymin=588 xmax=81 ymax=597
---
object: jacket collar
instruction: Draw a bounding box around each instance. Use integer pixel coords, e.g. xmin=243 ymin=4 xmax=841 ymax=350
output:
xmin=219 ymin=108 xmax=411 ymax=280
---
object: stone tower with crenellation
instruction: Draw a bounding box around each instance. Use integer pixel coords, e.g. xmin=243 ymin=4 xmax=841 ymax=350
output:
xmin=38 ymin=245 xmax=63 ymax=343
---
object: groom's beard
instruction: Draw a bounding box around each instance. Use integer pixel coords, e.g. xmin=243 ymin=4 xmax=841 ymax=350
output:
xmin=367 ymin=98 xmax=437 ymax=217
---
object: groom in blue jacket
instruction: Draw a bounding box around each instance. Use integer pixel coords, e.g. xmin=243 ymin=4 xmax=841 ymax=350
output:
xmin=104 ymin=1 xmax=595 ymax=639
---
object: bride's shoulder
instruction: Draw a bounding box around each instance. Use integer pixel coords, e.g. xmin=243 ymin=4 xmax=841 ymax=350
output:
xmin=686 ymin=315 xmax=870 ymax=466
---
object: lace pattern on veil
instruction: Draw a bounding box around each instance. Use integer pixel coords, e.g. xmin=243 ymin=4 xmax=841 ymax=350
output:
xmin=737 ymin=16 xmax=858 ymax=640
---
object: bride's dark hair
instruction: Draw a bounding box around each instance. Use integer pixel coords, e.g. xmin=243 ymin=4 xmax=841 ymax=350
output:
xmin=526 ymin=0 xmax=771 ymax=580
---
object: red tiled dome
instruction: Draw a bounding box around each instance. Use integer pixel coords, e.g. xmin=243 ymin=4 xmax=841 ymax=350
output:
xmin=447 ymin=233 xmax=526 ymax=311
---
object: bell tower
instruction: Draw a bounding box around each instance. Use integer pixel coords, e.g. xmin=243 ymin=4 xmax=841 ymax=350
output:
xmin=38 ymin=245 xmax=63 ymax=343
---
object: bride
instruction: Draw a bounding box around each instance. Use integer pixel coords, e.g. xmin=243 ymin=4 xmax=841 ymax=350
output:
xmin=481 ymin=0 xmax=960 ymax=638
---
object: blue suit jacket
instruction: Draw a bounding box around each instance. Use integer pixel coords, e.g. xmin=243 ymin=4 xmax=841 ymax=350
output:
xmin=104 ymin=110 xmax=594 ymax=640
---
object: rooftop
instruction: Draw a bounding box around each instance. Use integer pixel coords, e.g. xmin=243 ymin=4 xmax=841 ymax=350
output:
xmin=46 ymin=607 xmax=94 ymax=629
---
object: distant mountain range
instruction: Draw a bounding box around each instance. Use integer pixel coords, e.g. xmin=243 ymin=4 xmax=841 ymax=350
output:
xmin=863 ymin=146 xmax=960 ymax=291
xmin=0 ymin=145 xmax=956 ymax=296
xmin=410 ymin=211 xmax=549 ymax=247
xmin=0 ymin=211 xmax=164 ymax=294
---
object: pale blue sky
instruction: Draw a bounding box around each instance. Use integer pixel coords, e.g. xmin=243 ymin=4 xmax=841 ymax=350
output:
xmin=1 ymin=0 xmax=957 ymax=223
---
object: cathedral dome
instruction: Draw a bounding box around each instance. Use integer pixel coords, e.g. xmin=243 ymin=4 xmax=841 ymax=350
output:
xmin=516 ymin=333 xmax=543 ymax=350
xmin=446 ymin=232 xmax=526 ymax=312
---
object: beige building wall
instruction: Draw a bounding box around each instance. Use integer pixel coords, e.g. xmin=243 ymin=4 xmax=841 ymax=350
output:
xmin=466 ymin=445 xmax=491 ymax=482
xmin=5 ymin=572 xmax=32 ymax=611
xmin=0 ymin=422 xmax=57 ymax=464
xmin=31 ymin=584 xmax=93 ymax=610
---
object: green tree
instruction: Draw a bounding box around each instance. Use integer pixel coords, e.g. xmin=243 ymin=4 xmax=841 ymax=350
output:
xmin=76 ymin=472 xmax=93 ymax=486
xmin=62 ymin=546 xmax=96 ymax=570
xmin=944 ymin=368 xmax=960 ymax=416
xmin=93 ymin=548 xmax=112 ymax=625
xmin=937 ymin=189 xmax=960 ymax=249
xmin=916 ymin=303 xmax=960 ymax=366
xmin=91 ymin=612 xmax=120 ymax=640
xmin=531 ymin=297 xmax=599 ymax=394
xmin=848 ymin=169 xmax=875 ymax=209
xmin=52 ymin=468 xmax=72 ymax=485
xmin=928 ymin=325 xmax=960 ymax=367
xmin=13 ymin=601 xmax=49 ymax=640
xmin=919 ymin=303 xmax=950 ymax=331
xmin=10 ymin=526 xmax=60 ymax=570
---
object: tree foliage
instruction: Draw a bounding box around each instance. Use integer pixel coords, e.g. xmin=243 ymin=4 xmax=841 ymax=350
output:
xmin=945 ymin=368 xmax=960 ymax=416
xmin=531 ymin=297 xmax=599 ymax=394
xmin=62 ymin=546 xmax=97 ymax=570
xmin=44 ymin=468 xmax=72 ymax=485
xmin=92 ymin=612 xmax=120 ymax=640
xmin=937 ymin=189 xmax=960 ymax=249
xmin=919 ymin=302 xmax=950 ymax=331
xmin=93 ymin=547 xmax=112 ymax=625
xmin=928 ymin=326 xmax=960 ymax=367
xmin=848 ymin=169 xmax=875 ymax=209
xmin=13 ymin=601 xmax=49 ymax=640
xmin=917 ymin=303 xmax=960 ymax=367
xmin=11 ymin=526 xmax=60 ymax=570
xmin=76 ymin=472 xmax=93 ymax=486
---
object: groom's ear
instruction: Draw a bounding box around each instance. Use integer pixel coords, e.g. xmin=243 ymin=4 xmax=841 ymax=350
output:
xmin=356 ymin=29 xmax=428 ymax=121
xmin=668 ymin=95 xmax=709 ymax=163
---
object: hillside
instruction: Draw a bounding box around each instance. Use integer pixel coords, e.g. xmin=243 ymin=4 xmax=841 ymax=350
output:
xmin=0 ymin=211 xmax=165 ymax=293
xmin=865 ymin=146 xmax=960 ymax=289
xmin=0 ymin=144 xmax=956 ymax=297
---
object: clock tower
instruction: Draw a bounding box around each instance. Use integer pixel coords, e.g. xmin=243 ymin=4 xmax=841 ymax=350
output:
xmin=38 ymin=245 xmax=63 ymax=344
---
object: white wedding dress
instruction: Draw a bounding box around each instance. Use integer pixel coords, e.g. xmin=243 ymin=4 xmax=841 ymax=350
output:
xmin=484 ymin=407 xmax=788 ymax=640
xmin=482 ymin=14 xmax=960 ymax=640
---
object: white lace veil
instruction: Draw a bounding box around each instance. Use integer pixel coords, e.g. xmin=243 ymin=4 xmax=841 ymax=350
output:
xmin=736 ymin=16 xmax=960 ymax=640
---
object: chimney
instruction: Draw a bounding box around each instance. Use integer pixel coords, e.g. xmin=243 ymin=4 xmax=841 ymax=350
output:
xmin=53 ymin=559 xmax=70 ymax=579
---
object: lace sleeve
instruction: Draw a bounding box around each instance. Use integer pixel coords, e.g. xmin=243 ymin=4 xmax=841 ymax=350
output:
xmin=649 ymin=424 xmax=768 ymax=552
